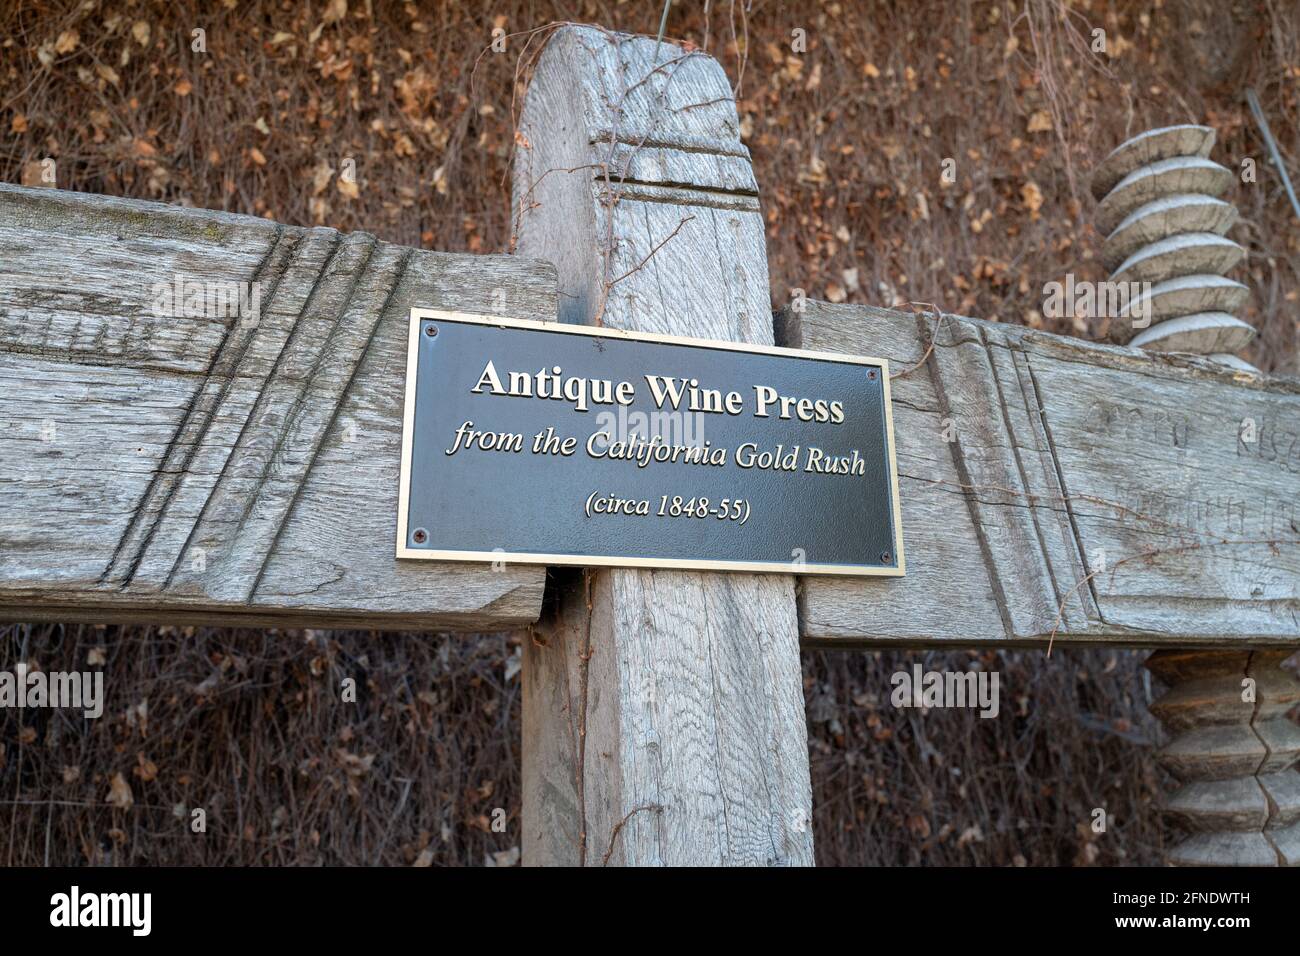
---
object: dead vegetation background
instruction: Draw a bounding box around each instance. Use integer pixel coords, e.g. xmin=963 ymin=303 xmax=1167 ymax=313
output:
xmin=0 ymin=0 xmax=1296 ymax=865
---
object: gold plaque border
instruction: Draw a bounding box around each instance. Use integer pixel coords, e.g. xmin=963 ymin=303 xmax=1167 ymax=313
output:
xmin=397 ymin=308 xmax=905 ymax=578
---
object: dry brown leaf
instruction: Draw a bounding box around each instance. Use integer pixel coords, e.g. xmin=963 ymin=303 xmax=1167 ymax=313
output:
xmin=311 ymin=160 xmax=334 ymax=195
xmin=1021 ymin=180 xmax=1044 ymax=213
xmin=95 ymin=64 xmax=121 ymax=88
xmin=249 ymin=147 xmax=267 ymax=166
xmin=132 ymin=21 xmax=151 ymax=46
xmin=1026 ymin=110 xmax=1052 ymax=133
xmin=54 ymin=30 xmax=80 ymax=55
xmin=135 ymin=753 xmax=159 ymax=783
xmin=107 ymin=772 xmax=134 ymax=810
xmin=174 ymin=78 xmax=193 ymax=97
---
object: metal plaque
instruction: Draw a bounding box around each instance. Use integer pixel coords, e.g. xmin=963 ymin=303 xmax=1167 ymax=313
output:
xmin=397 ymin=309 xmax=904 ymax=576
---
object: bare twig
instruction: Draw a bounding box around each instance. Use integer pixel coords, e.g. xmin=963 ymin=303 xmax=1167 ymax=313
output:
xmin=892 ymin=302 xmax=946 ymax=379
xmin=606 ymin=214 xmax=695 ymax=289
xmin=602 ymin=803 xmax=664 ymax=865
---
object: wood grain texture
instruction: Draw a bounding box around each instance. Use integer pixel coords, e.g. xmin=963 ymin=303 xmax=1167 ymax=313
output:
xmin=779 ymin=301 xmax=1300 ymax=648
xmin=516 ymin=25 xmax=813 ymax=866
xmin=1090 ymin=125 xmax=1216 ymax=200
xmin=0 ymin=183 xmax=554 ymax=629
xmin=1101 ymin=195 xmax=1236 ymax=272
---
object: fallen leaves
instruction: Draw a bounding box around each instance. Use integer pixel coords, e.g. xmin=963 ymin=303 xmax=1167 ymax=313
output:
xmin=334 ymin=749 xmax=375 ymax=777
xmin=134 ymin=753 xmax=159 ymax=783
xmin=106 ymin=772 xmax=134 ymax=810
xmin=311 ymin=159 xmax=334 ymax=194
xmin=322 ymin=0 xmax=348 ymax=25
xmin=1021 ymin=180 xmax=1044 ymax=214
xmin=797 ymin=154 xmax=828 ymax=186
xmin=95 ymin=63 xmax=121 ymax=88
xmin=1026 ymin=109 xmax=1053 ymax=133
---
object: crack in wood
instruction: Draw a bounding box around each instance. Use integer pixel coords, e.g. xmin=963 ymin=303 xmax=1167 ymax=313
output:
xmin=589 ymin=129 xmax=749 ymax=158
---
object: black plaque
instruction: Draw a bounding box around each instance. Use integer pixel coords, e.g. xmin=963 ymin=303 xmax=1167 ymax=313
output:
xmin=397 ymin=309 xmax=904 ymax=576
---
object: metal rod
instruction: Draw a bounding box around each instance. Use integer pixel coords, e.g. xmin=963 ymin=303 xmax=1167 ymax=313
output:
xmin=1246 ymin=87 xmax=1300 ymax=221
xmin=654 ymin=0 xmax=672 ymax=64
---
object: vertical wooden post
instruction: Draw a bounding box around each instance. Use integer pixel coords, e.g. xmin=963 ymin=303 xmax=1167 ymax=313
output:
xmin=512 ymin=26 xmax=814 ymax=866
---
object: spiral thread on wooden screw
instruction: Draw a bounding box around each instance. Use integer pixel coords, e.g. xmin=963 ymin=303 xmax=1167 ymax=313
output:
xmin=1094 ymin=129 xmax=1294 ymax=864
xmin=1092 ymin=124 xmax=1258 ymax=370
xmin=1144 ymin=650 xmax=1300 ymax=866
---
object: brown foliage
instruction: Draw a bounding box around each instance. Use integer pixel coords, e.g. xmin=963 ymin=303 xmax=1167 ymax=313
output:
xmin=0 ymin=621 xmax=1166 ymax=866
xmin=2 ymin=0 xmax=1296 ymax=364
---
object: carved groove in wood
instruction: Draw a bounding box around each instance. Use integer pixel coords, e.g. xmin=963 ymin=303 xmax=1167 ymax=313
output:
xmin=0 ymin=183 xmax=555 ymax=629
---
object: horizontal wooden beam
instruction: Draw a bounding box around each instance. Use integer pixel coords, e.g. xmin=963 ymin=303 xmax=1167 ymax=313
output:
xmin=779 ymin=302 xmax=1300 ymax=648
xmin=4 ymin=184 xmax=1295 ymax=648
xmin=0 ymin=184 xmax=553 ymax=630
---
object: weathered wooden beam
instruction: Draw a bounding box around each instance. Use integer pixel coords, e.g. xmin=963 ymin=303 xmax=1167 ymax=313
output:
xmin=0 ymin=183 xmax=553 ymax=629
xmin=515 ymin=26 xmax=814 ymax=865
xmin=778 ymin=301 xmax=1300 ymax=648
